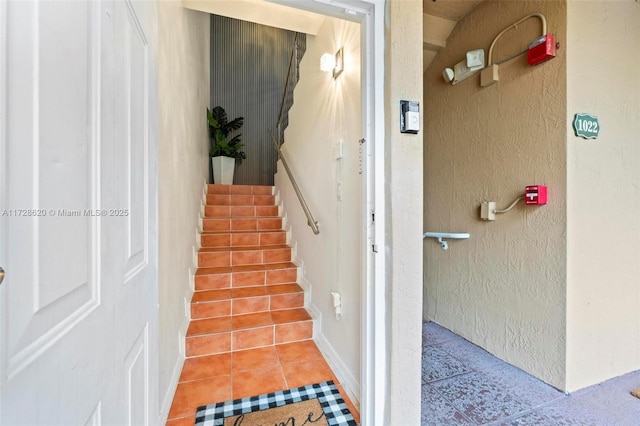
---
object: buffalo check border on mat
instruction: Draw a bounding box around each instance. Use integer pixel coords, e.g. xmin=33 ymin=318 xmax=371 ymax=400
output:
xmin=194 ymin=380 xmax=357 ymax=426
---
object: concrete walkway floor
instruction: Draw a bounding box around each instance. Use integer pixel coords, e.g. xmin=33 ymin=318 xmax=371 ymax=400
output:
xmin=422 ymin=322 xmax=640 ymax=425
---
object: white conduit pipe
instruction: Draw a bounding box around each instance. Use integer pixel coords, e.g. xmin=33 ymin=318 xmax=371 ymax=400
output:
xmin=494 ymin=195 xmax=526 ymax=214
xmin=487 ymin=13 xmax=547 ymax=66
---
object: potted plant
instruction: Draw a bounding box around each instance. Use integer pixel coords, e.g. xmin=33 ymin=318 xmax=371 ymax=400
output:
xmin=207 ymin=106 xmax=245 ymax=184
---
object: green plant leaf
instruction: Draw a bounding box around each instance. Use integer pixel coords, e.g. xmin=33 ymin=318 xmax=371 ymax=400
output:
xmin=208 ymin=106 xmax=245 ymax=164
xmin=210 ymin=106 xmax=228 ymax=131
xmin=226 ymin=117 xmax=244 ymax=132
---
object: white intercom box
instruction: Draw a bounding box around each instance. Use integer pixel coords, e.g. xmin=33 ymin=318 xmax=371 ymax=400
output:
xmin=400 ymin=100 xmax=420 ymax=134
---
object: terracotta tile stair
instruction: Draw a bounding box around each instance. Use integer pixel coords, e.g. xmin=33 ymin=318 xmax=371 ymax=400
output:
xmin=166 ymin=184 xmax=360 ymax=425
xmin=187 ymin=184 xmax=313 ymax=358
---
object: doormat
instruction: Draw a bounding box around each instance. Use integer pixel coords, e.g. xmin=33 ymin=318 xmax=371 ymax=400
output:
xmin=631 ymin=387 xmax=640 ymax=400
xmin=194 ymin=380 xmax=357 ymax=426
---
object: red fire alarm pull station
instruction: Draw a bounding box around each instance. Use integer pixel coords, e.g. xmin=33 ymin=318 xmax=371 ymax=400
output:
xmin=528 ymin=34 xmax=556 ymax=65
xmin=525 ymin=185 xmax=548 ymax=205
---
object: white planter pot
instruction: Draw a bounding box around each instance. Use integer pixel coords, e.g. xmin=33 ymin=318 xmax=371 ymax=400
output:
xmin=211 ymin=156 xmax=236 ymax=185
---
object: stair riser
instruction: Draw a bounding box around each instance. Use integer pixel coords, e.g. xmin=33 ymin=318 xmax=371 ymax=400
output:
xmin=202 ymin=218 xmax=282 ymax=232
xmin=188 ymin=185 xmax=314 ymax=360
xmin=204 ymin=205 xmax=279 ymax=218
xmin=206 ymin=194 xmax=276 ymax=206
xmin=185 ymin=322 xmax=313 ymax=357
xmin=198 ymin=248 xmax=292 ymax=267
xmin=195 ymin=268 xmax=298 ymax=291
xmin=191 ymin=293 xmax=305 ymax=319
xmin=201 ymin=232 xmax=286 ymax=248
xmin=208 ymin=184 xmax=273 ymax=196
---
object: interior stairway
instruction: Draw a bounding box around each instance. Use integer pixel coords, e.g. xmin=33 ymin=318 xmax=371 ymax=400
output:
xmin=186 ymin=184 xmax=313 ymax=358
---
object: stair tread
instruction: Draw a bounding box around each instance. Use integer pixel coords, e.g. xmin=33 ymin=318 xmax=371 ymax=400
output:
xmin=192 ymin=289 xmax=232 ymax=302
xmin=271 ymin=308 xmax=312 ymax=324
xmin=199 ymin=245 xmax=290 ymax=253
xmin=187 ymin=316 xmax=232 ymax=336
xmin=265 ymin=283 xmax=304 ymax=295
xmin=206 ymin=196 xmax=275 ymax=203
xmin=203 ymin=216 xmax=280 ymax=219
xmin=186 ymin=308 xmax=311 ymax=336
xmin=204 ymin=214 xmax=279 ymax=218
xmin=196 ymin=262 xmax=296 ymax=275
xmin=201 ymin=230 xmax=286 ymax=235
xmin=191 ymin=283 xmax=303 ymax=303
xmin=204 ymin=197 xmax=276 ymax=201
xmin=205 ymin=205 xmax=280 ymax=210
xmin=186 ymin=184 xmax=311 ymax=356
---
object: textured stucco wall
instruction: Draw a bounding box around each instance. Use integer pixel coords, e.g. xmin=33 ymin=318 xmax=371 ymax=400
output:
xmin=385 ymin=1 xmax=424 ymax=424
xmin=423 ymin=0 xmax=567 ymax=389
xmin=566 ymin=0 xmax=640 ymax=392
xmin=157 ymin=1 xmax=210 ymax=418
xmin=275 ymin=16 xmax=362 ymax=402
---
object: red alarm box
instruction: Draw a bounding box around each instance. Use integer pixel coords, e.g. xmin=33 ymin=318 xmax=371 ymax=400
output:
xmin=525 ymin=185 xmax=548 ymax=205
xmin=528 ymin=34 xmax=556 ymax=65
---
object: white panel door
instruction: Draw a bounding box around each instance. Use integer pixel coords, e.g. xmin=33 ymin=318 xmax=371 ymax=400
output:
xmin=0 ymin=1 xmax=159 ymax=424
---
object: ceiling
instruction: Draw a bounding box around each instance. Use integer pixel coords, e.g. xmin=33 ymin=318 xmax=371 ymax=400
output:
xmin=184 ymin=0 xmax=484 ymax=71
xmin=423 ymin=0 xmax=485 ymax=70
xmin=183 ymin=0 xmax=326 ymax=35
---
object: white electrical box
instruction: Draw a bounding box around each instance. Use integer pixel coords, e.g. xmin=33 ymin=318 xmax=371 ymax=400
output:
xmin=334 ymin=140 xmax=344 ymax=159
xmin=331 ymin=292 xmax=342 ymax=320
xmin=480 ymin=201 xmax=496 ymax=221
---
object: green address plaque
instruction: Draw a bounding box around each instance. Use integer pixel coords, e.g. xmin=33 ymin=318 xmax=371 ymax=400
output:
xmin=573 ymin=113 xmax=600 ymax=139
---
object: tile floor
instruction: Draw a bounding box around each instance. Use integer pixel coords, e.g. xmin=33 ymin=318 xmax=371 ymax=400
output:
xmin=422 ymin=322 xmax=640 ymax=425
xmin=166 ymin=340 xmax=360 ymax=425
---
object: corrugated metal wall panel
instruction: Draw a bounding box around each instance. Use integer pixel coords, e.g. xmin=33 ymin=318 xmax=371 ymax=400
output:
xmin=210 ymin=15 xmax=304 ymax=186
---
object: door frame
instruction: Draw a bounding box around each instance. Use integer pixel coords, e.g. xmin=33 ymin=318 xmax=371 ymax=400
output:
xmin=267 ymin=1 xmax=387 ymax=423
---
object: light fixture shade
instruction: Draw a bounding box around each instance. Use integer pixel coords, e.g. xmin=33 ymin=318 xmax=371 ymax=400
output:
xmin=332 ymin=47 xmax=344 ymax=78
xmin=466 ymin=49 xmax=485 ymax=69
xmin=320 ymin=53 xmax=336 ymax=72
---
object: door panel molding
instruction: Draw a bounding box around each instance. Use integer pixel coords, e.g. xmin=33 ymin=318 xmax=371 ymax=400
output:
xmin=84 ymin=401 xmax=102 ymax=426
xmin=35 ymin=0 xmax=102 ymax=311
xmin=7 ymin=296 xmax=100 ymax=380
xmin=125 ymin=323 xmax=149 ymax=426
xmin=123 ymin=0 xmax=149 ymax=284
xmin=4 ymin=0 xmax=102 ymax=381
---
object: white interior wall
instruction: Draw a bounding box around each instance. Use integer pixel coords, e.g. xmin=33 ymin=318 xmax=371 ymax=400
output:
xmin=274 ymin=15 xmax=362 ymax=403
xmin=566 ymin=0 xmax=640 ymax=392
xmin=157 ymin=1 xmax=210 ymax=420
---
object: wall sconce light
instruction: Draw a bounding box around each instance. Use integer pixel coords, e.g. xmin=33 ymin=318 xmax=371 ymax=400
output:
xmin=320 ymin=47 xmax=344 ymax=78
xmin=320 ymin=53 xmax=335 ymax=72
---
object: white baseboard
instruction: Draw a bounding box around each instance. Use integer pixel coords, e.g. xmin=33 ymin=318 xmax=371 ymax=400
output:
xmin=158 ymin=314 xmax=190 ymax=424
xmin=192 ymin=245 xmax=199 ymax=270
xmin=314 ymin=330 xmax=361 ymax=411
xmin=160 ymin=208 xmax=201 ymax=423
xmin=195 ymin=228 xmax=201 ymax=249
xmin=301 ymin=280 xmax=361 ymax=411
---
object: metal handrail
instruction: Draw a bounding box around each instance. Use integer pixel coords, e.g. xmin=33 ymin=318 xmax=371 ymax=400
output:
xmin=269 ymin=131 xmax=320 ymax=235
xmin=276 ymin=33 xmax=299 ymax=130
